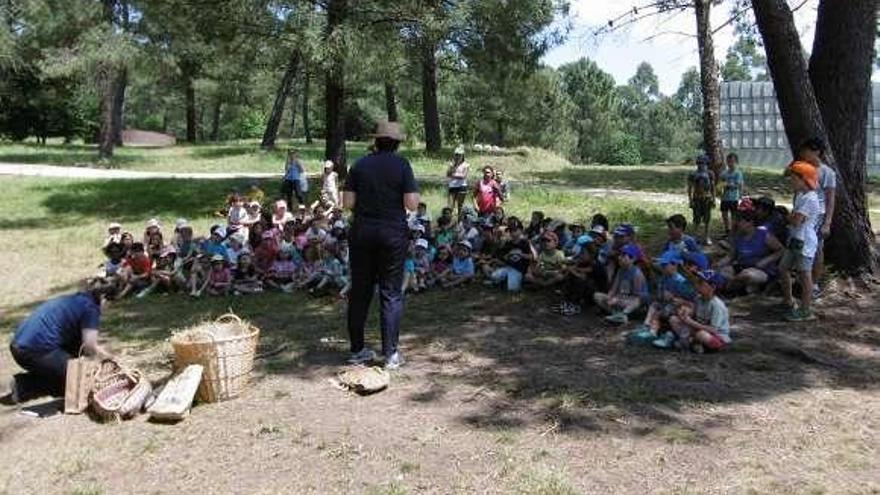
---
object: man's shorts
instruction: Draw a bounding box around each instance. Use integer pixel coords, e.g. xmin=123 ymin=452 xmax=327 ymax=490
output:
xmin=448 ymin=186 xmax=469 ymax=196
xmin=691 ymin=198 xmax=714 ymax=225
xmin=720 ymin=200 xmax=739 ymax=213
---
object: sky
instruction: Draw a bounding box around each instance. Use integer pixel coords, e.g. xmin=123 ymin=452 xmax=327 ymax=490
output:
xmin=542 ymin=1 xmax=822 ymax=95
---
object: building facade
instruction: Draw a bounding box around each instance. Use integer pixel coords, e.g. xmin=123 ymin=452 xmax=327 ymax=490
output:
xmin=719 ymin=81 xmax=880 ymax=173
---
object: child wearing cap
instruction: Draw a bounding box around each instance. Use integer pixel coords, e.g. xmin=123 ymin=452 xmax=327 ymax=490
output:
xmin=412 ymin=239 xmax=432 ymax=292
xmin=441 ymin=241 xmax=476 ymax=288
xmin=266 ymin=247 xmax=300 ymax=293
xmin=798 ymin=137 xmax=837 ymax=298
xmin=225 ymin=232 xmax=248 ymax=268
xmin=630 ymin=250 xmax=696 ymax=343
xmin=779 ymin=160 xmax=821 ymax=322
xmin=102 ymin=242 xmax=126 ymax=279
xmin=137 ymin=246 xmax=180 ymax=298
xmin=563 ymin=222 xmax=586 ymax=257
xmin=655 ymin=270 xmax=731 ymax=352
xmin=594 ymin=243 xmax=649 ymax=324
xmin=104 ymin=222 xmax=123 ymax=248
xmin=687 ymin=156 xmax=716 ymax=245
xmin=198 ymin=255 xmax=232 ymax=297
xmin=526 ymin=231 xmax=566 ymax=288
xmin=253 ymin=230 xmax=280 ymax=273
xmin=272 ymin=199 xmax=294 ymax=230
xmin=554 ymin=234 xmax=598 ymax=316
xmin=143 ymin=218 xmax=164 ymax=260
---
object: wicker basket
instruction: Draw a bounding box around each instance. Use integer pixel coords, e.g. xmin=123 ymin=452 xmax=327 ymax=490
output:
xmin=90 ymin=359 xmax=153 ymax=421
xmin=170 ymin=313 xmax=260 ymax=403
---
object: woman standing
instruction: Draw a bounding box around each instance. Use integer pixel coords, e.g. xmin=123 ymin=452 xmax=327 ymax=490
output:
xmin=446 ymin=146 xmax=470 ymax=217
xmin=343 ymin=122 xmax=420 ymax=369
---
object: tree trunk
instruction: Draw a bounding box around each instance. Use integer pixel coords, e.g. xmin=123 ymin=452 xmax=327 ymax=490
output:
xmin=97 ymin=65 xmax=117 ymax=160
xmin=262 ymin=49 xmax=301 ymax=149
xmin=112 ymin=68 xmax=127 ymax=146
xmin=385 ymin=81 xmax=399 ymax=122
xmin=809 ymin=0 xmax=877 ymax=274
xmin=302 ymin=69 xmax=312 ymax=144
xmin=324 ymin=0 xmax=347 ymax=161
xmin=693 ymin=0 xmax=724 ymax=177
xmin=421 ymin=41 xmax=441 ymax=153
xmin=210 ymin=95 xmax=222 ymax=141
xmin=289 ymin=85 xmax=298 ymax=137
xmin=185 ymin=73 xmax=197 ymax=143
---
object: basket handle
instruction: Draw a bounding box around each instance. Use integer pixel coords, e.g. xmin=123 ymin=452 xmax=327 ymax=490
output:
xmin=215 ymin=313 xmax=242 ymax=325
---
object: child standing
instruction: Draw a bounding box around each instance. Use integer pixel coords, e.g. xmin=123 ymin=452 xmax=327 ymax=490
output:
xmin=594 ymin=243 xmax=649 ymax=325
xmin=320 ymin=160 xmax=340 ymax=208
xmin=719 ymin=152 xmax=745 ymax=236
xmin=654 ymin=270 xmax=731 ymax=352
xmin=779 ymin=161 xmax=821 ymax=322
xmin=687 ymin=155 xmax=716 ymax=245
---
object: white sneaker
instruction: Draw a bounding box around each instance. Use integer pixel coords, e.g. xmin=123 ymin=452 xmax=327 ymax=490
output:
xmin=385 ymin=352 xmax=405 ymax=370
xmin=347 ymin=348 xmax=376 ymax=365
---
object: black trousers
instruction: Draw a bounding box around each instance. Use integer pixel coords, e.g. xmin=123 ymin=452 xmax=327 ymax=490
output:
xmin=347 ymin=218 xmax=408 ymax=357
xmin=280 ymin=179 xmax=305 ymax=208
xmin=10 ymin=343 xmax=71 ymax=401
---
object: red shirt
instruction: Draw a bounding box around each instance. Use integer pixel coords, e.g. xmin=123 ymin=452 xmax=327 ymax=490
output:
xmin=124 ymin=254 xmax=152 ymax=276
xmin=474 ymin=179 xmax=500 ymax=215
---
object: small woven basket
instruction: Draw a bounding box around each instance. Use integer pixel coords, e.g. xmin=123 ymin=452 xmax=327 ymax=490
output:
xmin=90 ymin=360 xmax=152 ymax=421
xmin=170 ymin=313 xmax=260 ymax=403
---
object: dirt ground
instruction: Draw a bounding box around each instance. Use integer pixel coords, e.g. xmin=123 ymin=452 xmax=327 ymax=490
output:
xmin=1 ymin=283 xmax=879 ymax=495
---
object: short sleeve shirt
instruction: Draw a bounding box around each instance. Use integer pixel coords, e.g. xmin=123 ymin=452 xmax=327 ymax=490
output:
xmin=452 ymin=256 xmax=475 ymax=276
xmin=448 ymin=161 xmax=470 ymax=189
xmin=13 ymin=293 xmax=101 ymax=353
xmin=817 ymin=163 xmax=837 ymax=215
xmin=344 ymin=151 xmax=419 ymax=225
xmin=538 ymin=249 xmax=565 ymax=272
xmin=695 ymin=296 xmax=731 ymax=343
xmin=720 ymin=169 xmax=744 ymax=202
xmin=790 ymin=190 xmax=821 ymax=258
xmin=689 ymin=170 xmax=714 ymax=199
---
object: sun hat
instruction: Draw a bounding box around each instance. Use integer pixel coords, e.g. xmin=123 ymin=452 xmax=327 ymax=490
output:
xmin=656 ymin=250 xmax=683 ymax=266
xmin=786 ymin=160 xmax=819 ymax=190
xmin=457 ymin=240 xmax=473 ymax=250
xmin=146 ymin=218 xmax=160 ymax=229
xmin=108 ymin=222 xmax=122 ymax=230
xmin=175 ymin=218 xmax=189 ymax=230
xmin=620 ymin=243 xmax=642 ymax=261
xmin=212 ymin=226 xmax=227 ymax=238
xmin=210 ymin=254 xmax=226 ymax=263
xmin=371 ymin=121 xmax=407 ymax=141
xmin=541 ymin=231 xmax=559 ymax=244
xmin=454 ymin=145 xmax=465 ymax=155
xmin=576 ymin=234 xmax=594 ymax=246
xmin=415 ymin=239 xmax=429 ymax=250
xmin=324 ymin=160 xmax=335 ymax=170
xmin=613 ymin=224 xmax=635 ymax=237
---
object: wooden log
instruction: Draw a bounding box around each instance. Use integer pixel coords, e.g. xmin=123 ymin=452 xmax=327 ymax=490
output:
xmin=148 ymin=365 xmax=204 ymax=422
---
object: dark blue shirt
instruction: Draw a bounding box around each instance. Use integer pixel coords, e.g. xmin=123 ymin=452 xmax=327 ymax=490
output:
xmin=344 ymin=151 xmax=419 ymax=225
xmin=13 ymin=293 xmax=101 ymax=354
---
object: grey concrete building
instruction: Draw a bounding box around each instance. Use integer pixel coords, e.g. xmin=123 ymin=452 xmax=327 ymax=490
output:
xmin=719 ymin=81 xmax=880 ymax=173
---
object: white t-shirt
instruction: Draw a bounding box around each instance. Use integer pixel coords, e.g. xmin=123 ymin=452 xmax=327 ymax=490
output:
xmin=448 ymin=161 xmax=470 ymax=189
xmin=322 ymin=172 xmax=338 ymax=195
xmin=228 ymin=206 xmax=248 ymax=226
xmin=695 ymin=296 xmax=731 ymax=343
xmin=816 ymin=163 xmax=837 ymax=215
xmin=790 ymin=190 xmax=821 ymax=258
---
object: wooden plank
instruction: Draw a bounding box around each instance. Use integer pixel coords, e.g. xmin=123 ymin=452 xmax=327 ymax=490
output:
xmin=148 ymin=365 xmax=204 ymax=422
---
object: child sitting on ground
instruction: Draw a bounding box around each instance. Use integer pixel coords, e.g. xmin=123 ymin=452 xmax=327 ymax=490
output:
xmin=435 ymin=216 xmax=455 ymax=247
xmin=654 ymin=270 xmax=731 ymax=352
xmin=225 ymin=232 xmax=248 ymax=269
xmin=409 ymin=239 xmax=432 ymax=292
xmin=594 ymin=243 xmax=649 ymax=325
xmin=104 ymin=222 xmax=122 ymax=248
xmin=304 ymin=244 xmax=347 ymax=295
xmin=486 ymin=218 xmax=531 ymax=292
xmin=137 ymin=246 xmax=181 ymax=298
xmin=662 ymin=214 xmax=702 ymax=256
xmin=630 ymin=250 xmax=696 ymax=344
xmin=526 ymin=231 xmax=566 ymax=288
xmin=266 ymin=247 xmax=300 ymax=293
xmin=143 ymin=218 xmax=164 ymax=260
xmin=198 ymin=254 xmax=232 ymax=297
xmin=118 ymin=242 xmax=153 ymax=298
xmin=227 ymin=193 xmax=248 ymax=232
xmin=442 ymin=241 xmax=476 ymax=288
xmin=430 ymin=245 xmax=454 ymax=287
xmin=254 ymin=230 xmax=280 ymax=273
xmin=102 ymin=242 xmax=126 ymax=278
xmin=232 ymin=252 xmax=264 ymax=294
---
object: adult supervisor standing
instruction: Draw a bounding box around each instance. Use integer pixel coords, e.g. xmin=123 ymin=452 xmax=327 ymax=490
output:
xmin=2 ymin=279 xmax=116 ymax=404
xmin=343 ymin=121 xmax=419 ymax=369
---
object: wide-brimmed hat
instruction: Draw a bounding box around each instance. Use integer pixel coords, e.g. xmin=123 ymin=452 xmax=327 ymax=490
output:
xmin=371 ymin=121 xmax=407 ymax=141
xmin=415 ymin=239 xmax=429 ymax=250
xmin=146 ymin=218 xmax=160 ymax=229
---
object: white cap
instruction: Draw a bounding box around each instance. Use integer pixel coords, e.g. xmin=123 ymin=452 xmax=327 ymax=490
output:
xmin=108 ymin=222 xmax=122 ymax=230
xmin=146 ymin=218 xmax=160 ymax=229
xmin=333 ymin=220 xmax=346 ymax=230
xmin=324 ymin=160 xmax=335 ymax=169
xmin=415 ymin=239 xmax=429 ymax=250
xmin=175 ymin=218 xmax=189 ymax=230
xmin=213 ymin=226 xmax=227 ymax=238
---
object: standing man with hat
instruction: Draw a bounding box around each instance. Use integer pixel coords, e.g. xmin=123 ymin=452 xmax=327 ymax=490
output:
xmin=343 ymin=121 xmax=420 ymax=369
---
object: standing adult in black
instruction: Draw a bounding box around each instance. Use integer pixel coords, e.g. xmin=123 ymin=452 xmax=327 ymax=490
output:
xmin=342 ymin=122 xmax=419 ymax=369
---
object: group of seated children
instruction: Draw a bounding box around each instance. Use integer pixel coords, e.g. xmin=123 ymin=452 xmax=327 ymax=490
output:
xmin=101 ymin=194 xmax=350 ymax=300
xmin=99 ymin=151 xmax=829 ymax=355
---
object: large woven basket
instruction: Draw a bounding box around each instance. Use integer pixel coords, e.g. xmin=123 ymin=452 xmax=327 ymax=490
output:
xmin=170 ymin=313 xmax=260 ymax=403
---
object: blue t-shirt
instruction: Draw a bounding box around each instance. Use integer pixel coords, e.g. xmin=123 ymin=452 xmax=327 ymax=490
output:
xmin=201 ymin=240 xmax=229 ymax=260
xmin=452 ymin=256 xmax=475 ymax=276
xmin=284 ymin=159 xmax=302 ymax=181
xmin=344 ymin=151 xmax=419 ymax=225
xmin=720 ymin=169 xmax=744 ymax=202
xmin=13 ymin=293 xmax=101 ymax=354
xmin=662 ymin=235 xmax=701 ymax=256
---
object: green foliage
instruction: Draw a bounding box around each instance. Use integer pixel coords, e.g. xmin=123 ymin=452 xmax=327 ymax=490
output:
xmin=722 ymin=34 xmax=768 ymax=82
xmin=559 ymin=58 xmax=620 ymax=163
xmin=603 ymin=132 xmax=641 ymax=166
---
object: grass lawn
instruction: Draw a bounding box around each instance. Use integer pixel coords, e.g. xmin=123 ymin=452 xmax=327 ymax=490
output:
xmin=1 ymin=145 xmax=880 ymax=494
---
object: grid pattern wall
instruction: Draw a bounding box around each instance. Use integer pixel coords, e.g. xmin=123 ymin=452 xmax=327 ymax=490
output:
xmin=720 ymin=82 xmax=880 ymax=173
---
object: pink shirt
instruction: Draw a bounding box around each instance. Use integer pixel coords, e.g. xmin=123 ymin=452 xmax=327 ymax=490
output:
xmin=475 ymin=179 xmax=500 ymax=214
